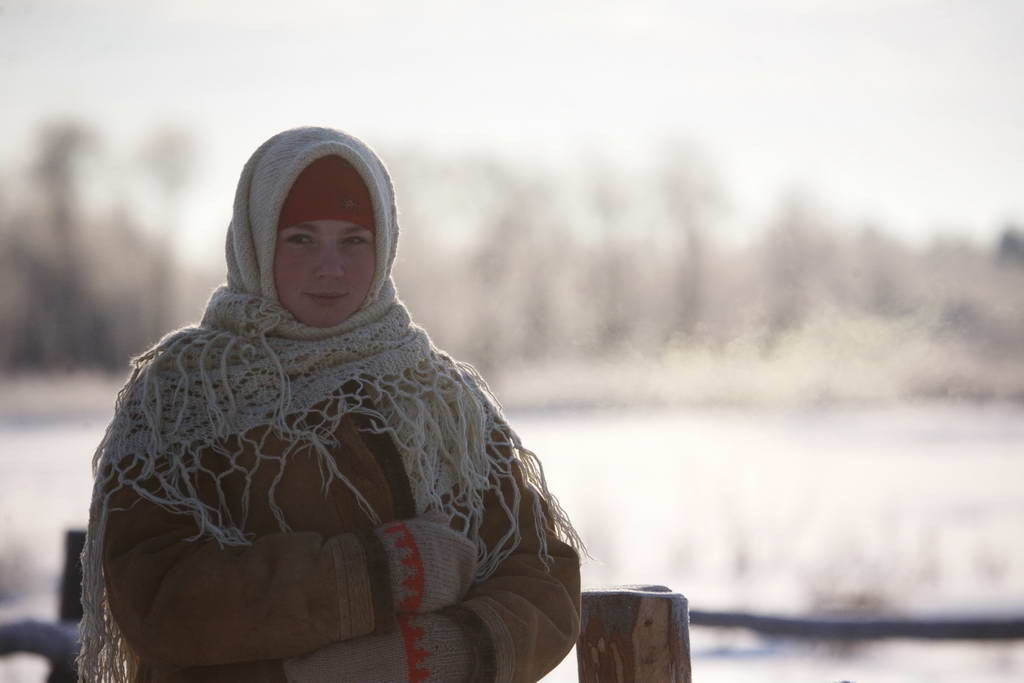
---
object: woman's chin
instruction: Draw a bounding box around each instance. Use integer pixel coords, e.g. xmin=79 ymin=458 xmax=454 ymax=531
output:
xmin=286 ymin=296 xmax=359 ymax=328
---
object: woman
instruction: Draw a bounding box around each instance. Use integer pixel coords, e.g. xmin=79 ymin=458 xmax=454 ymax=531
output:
xmin=79 ymin=127 xmax=583 ymax=683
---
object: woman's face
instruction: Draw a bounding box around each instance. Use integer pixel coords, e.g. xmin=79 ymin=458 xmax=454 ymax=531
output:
xmin=273 ymin=219 xmax=376 ymax=327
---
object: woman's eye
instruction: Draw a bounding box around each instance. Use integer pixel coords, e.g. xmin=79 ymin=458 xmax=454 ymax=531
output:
xmin=344 ymin=235 xmax=371 ymax=246
xmin=286 ymin=234 xmax=313 ymax=245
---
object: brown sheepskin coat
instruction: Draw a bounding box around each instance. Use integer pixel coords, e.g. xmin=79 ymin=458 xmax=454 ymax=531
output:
xmin=101 ymin=410 xmax=581 ymax=682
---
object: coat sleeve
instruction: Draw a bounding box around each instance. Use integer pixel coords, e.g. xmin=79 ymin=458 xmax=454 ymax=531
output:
xmin=101 ymin=482 xmax=396 ymax=669
xmin=455 ymin=457 xmax=582 ymax=683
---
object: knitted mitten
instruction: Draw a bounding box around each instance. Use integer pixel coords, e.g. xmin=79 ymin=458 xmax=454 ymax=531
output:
xmin=283 ymin=613 xmax=475 ymax=683
xmin=374 ymin=512 xmax=477 ymax=614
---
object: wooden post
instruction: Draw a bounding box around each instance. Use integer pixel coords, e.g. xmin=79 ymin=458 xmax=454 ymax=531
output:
xmin=577 ymin=585 xmax=690 ymax=683
xmin=59 ymin=530 xmax=86 ymax=622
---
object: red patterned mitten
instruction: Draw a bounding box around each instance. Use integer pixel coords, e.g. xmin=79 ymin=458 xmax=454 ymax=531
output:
xmin=374 ymin=512 xmax=477 ymax=614
xmin=283 ymin=613 xmax=475 ymax=683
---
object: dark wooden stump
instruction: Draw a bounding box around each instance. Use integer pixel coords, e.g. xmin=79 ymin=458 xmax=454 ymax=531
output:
xmin=577 ymin=585 xmax=690 ymax=683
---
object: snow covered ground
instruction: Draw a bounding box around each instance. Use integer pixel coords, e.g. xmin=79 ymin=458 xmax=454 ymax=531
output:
xmin=1 ymin=397 xmax=1022 ymax=682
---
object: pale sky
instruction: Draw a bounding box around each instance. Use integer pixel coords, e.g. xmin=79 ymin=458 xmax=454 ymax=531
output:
xmin=1 ymin=0 xmax=1022 ymax=264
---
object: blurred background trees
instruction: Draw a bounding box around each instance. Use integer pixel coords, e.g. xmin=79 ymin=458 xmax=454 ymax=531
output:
xmin=1 ymin=118 xmax=1022 ymax=403
xmin=0 ymin=120 xmax=201 ymax=371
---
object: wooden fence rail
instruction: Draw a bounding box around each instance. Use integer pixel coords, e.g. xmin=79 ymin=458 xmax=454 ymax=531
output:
xmin=690 ymin=609 xmax=1024 ymax=641
xmin=0 ymin=620 xmax=77 ymax=683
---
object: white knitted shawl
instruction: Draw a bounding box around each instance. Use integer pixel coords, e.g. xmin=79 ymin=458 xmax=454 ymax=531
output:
xmin=78 ymin=127 xmax=580 ymax=683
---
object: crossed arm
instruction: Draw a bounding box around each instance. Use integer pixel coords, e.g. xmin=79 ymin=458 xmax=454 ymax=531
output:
xmin=102 ymin=464 xmax=580 ymax=682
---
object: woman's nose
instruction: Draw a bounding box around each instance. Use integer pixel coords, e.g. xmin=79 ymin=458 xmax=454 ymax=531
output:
xmin=313 ymin=247 xmax=346 ymax=277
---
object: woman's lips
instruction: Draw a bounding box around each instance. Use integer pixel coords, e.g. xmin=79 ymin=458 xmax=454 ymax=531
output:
xmin=305 ymin=292 xmax=348 ymax=304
